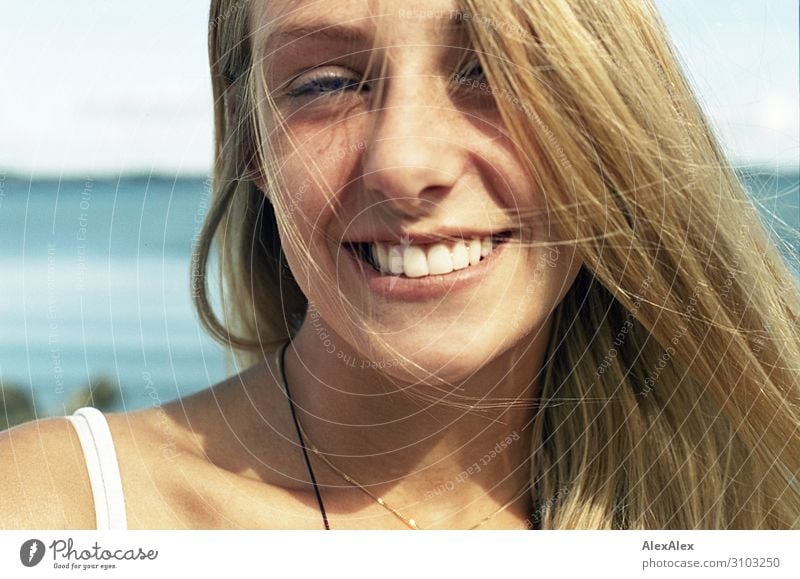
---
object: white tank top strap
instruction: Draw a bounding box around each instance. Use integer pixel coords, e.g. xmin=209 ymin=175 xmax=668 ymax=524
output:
xmin=65 ymin=406 xmax=128 ymax=530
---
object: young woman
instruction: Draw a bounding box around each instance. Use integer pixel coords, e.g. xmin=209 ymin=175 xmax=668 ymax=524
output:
xmin=2 ymin=0 xmax=798 ymax=530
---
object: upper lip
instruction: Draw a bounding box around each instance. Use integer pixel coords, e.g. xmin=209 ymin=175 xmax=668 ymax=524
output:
xmin=341 ymin=228 xmax=513 ymax=245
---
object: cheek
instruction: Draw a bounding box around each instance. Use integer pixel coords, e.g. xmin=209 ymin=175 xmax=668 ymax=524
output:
xmin=523 ymin=242 xmax=582 ymax=315
xmin=275 ymin=117 xmax=366 ymax=225
xmin=278 ymin=155 xmax=335 ymax=225
xmin=498 ymin=241 xmax=580 ymax=328
xmin=272 ymin=139 xmax=363 ymax=288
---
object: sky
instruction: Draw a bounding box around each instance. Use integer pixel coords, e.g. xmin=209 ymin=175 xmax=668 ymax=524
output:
xmin=0 ymin=0 xmax=797 ymax=177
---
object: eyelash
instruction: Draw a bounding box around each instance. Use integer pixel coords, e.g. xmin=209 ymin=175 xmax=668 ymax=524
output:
xmin=458 ymin=60 xmax=485 ymax=82
xmin=283 ymin=59 xmax=487 ymax=100
xmin=284 ymin=68 xmax=365 ymax=99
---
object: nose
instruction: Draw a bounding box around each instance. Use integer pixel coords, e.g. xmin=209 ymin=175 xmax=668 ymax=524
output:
xmin=361 ymin=82 xmax=465 ymax=212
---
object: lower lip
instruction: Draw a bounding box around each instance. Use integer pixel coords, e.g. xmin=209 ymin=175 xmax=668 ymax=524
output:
xmin=340 ymin=240 xmax=510 ymax=301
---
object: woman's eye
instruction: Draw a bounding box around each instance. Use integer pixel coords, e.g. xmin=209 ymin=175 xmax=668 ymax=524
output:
xmin=284 ymin=68 xmax=367 ymax=99
xmin=460 ymin=60 xmax=485 ymax=82
xmin=450 ymin=59 xmax=494 ymax=106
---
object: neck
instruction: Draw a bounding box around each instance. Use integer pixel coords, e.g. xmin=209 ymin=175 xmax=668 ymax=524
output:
xmin=279 ymin=313 xmax=553 ymax=529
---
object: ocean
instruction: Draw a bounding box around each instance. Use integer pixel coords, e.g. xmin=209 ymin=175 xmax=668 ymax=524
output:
xmin=0 ymin=170 xmax=797 ymax=417
xmin=0 ymin=176 xmax=226 ymax=416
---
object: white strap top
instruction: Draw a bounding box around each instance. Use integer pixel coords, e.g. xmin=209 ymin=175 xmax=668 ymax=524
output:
xmin=65 ymin=406 xmax=128 ymax=530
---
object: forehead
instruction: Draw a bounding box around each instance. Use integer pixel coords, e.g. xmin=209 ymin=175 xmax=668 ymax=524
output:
xmin=251 ymin=0 xmax=468 ymax=52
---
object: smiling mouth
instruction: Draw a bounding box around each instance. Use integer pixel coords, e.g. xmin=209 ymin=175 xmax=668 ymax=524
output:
xmin=342 ymin=231 xmax=513 ymax=278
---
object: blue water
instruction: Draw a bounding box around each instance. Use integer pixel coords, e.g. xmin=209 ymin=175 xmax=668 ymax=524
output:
xmin=738 ymin=170 xmax=799 ymax=268
xmin=0 ymin=176 xmax=227 ymax=415
xmin=0 ymin=171 xmax=797 ymax=415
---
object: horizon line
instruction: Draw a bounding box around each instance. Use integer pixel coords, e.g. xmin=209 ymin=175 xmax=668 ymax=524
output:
xmin=2 ymin=163 xmax=798 ymax=182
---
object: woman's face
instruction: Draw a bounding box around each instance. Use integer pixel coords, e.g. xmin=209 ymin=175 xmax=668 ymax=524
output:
xmin=254 ymin=0 xmax=582 ymax=381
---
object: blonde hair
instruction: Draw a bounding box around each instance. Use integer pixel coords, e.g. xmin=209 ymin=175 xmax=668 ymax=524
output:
xmin=195 ymin=0 xmax=800 ymax=528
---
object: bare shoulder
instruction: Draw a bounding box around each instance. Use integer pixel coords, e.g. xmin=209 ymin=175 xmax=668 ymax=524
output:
xmin=0 ymin=416 xmax=95 ymax=529
xmin=0 ymin=351 xmax=328 ymax=530
xmin=0 ymin=408 xmax=189 ymax=530
xmin=104 ymin=353 xmax=329 ymax=529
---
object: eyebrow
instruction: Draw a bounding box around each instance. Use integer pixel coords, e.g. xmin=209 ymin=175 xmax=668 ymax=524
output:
xmin=263 ymin=16 xmax=467 ymax=54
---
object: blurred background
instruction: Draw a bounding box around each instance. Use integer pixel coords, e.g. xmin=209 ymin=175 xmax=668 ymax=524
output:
xmin=0 ymin=1 xmax=797 ymax=429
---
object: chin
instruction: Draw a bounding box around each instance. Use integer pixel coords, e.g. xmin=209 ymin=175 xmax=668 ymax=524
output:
xmin=358 ymin=326 xmax=519 ymax=385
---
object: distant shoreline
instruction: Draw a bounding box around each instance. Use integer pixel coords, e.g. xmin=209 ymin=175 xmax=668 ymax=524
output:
xmin=1 ymin=164 xmax=798 ymax=184
xmin=0 ymin=173 xmax=211 ymax=185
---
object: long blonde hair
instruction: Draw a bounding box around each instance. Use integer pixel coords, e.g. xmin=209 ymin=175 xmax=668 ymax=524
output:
xmin=195 ymin=0 xmax=800 ymax=528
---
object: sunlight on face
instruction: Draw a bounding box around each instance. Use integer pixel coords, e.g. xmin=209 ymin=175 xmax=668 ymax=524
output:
xmin=252 ymin=0 xmax=582 ymax=381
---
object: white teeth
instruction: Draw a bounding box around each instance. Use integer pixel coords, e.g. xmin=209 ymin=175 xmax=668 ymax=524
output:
xmin=402 ymin=245 xmax=429 ymax=278
xmin=451 ymin=241 xmax=470 ymax=270
xmin=361 ymin=234 xmax=506 ymax=278
xmin=427 ymin=243 xmax=454 ymax=275
xmin=468 ymin=238 xmax=482 ymax=266
xmin=388 ymin=245 xmax=404 ymax=274
xmin=375 ymin=243 xmax=389 ymax=272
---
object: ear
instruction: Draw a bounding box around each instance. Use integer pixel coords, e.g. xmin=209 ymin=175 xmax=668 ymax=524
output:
xmin=225 ymin=83 xmax=270 ymax=199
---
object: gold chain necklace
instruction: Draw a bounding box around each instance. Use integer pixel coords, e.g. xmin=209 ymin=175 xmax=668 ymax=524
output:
xmin=275 ymin=340 xmax=533 ymax=530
